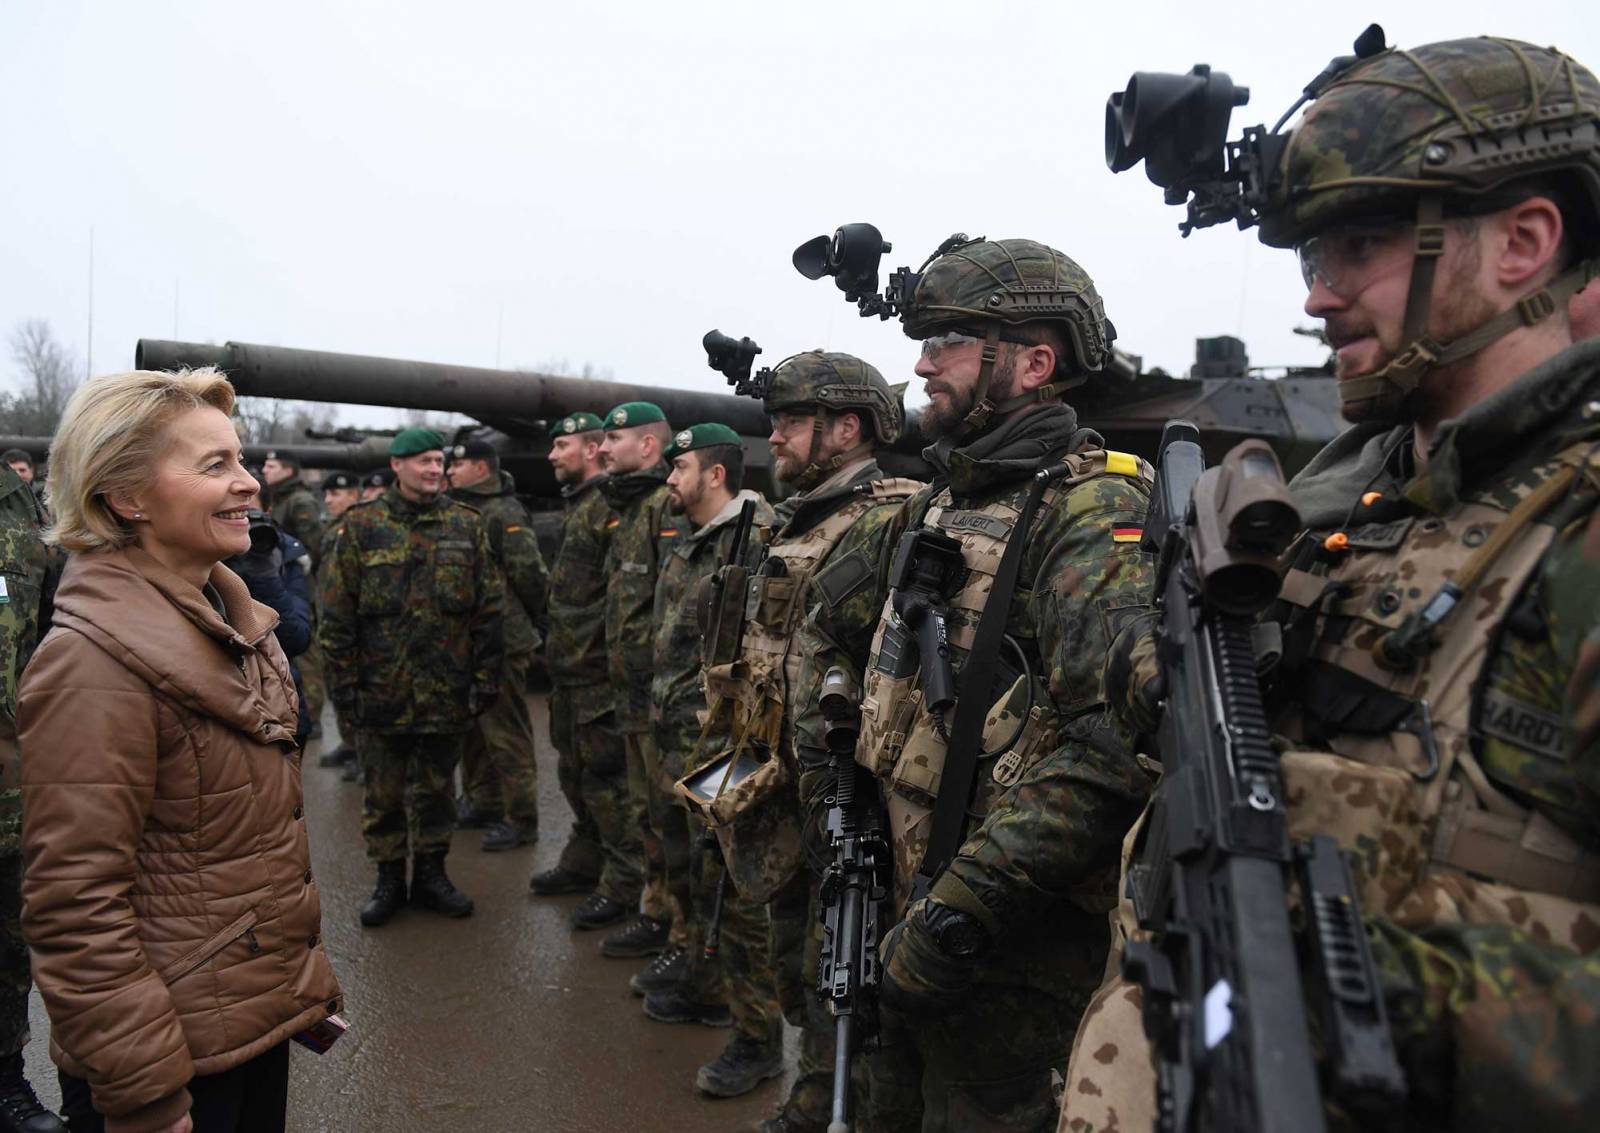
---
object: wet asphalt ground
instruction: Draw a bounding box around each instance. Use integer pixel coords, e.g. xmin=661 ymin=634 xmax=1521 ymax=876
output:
xmin=25 ymin=692 xmax=797 ymax=1132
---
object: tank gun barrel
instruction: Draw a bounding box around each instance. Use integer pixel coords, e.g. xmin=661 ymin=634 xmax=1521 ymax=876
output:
xmin=135 ymin=340 xmax=773 ymax=436
xmin=1 ymin=434 xmax=383 ymax=472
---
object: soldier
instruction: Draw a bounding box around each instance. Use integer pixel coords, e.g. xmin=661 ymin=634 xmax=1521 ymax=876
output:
xmin=590 ymin=402 xmax=678 ymax=947
xmin=1 ymin=452 xmax=45 ymax=515
xmin=0 ymin=462 xmax=66 ymax=1133
xmin=448 ymin=437 xmax=549 ymax=850
xmin=263 ymin=451 xmax=327 ymax=739
xmin=320 ymin=427 xmax=503 ymax=927
xmin=792 ymin=237 xmax=1156 ymax=1131
xmin=530 ymin=414 xmax=647 ymax=917
xmin=360 ymin=468 xmax=392 ymax=502
xmin=1072 ymin=35 xmax=1600 ymax=1132
xmin=640 ymin=424 xmax=782 ymax=1095
xmin=690 ymin=351 xmax=921 ymax=1129
xmin=317 ymin=469 xmax=365 ymax=772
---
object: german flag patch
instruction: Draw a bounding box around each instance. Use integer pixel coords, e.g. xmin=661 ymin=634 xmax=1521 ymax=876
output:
xmin=1112 ymin=527 xmax=1143 ymax=544
xmin=605 ymin=516 xmax=620 ymax=530
xmin=659 ymin=527 xmax=679 ymax=538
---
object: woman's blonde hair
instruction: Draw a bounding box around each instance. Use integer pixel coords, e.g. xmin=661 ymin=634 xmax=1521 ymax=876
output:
xmin=47 ymin=368 xmax=238 ymax=553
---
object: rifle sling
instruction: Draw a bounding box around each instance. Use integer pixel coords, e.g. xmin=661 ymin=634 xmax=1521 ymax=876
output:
xmin=910 ymin=469 xmax=1054 ymax=902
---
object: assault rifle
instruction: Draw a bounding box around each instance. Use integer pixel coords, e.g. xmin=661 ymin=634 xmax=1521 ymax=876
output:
xmin=816 ymin=666 xmax=889 ymax=1133
xmin=1121 ymin=422 xmax=1405 ymax=1133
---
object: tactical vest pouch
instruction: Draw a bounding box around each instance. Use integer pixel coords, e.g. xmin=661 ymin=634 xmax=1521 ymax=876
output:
xmin=1431 ymin=789 xmax=1600 ymax=903
xmin=749 ymin=574 xmax=800 ymax=631
xmin=700 ymin=564 xmax=751 ymax=670
xmin=673 ymin=744 xmax=803 ymax=903
xmin=887 ymin=675 xmax=1054 ymax=810
xmin=1280 ymin=750 xmax=1427 ymax=918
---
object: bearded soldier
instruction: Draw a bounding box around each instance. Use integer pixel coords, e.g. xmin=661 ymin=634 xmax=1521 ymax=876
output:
xmin=685 ymin=350 xmax=921 ymax=1130
xmin=639 ymin=424 xmax=782 ymax=1093
xmin=792 ymin=237 xmax=1156 ymax=1131
xmin=592 ymin=402 xmax=679 ymax=949
xmin=1071 ymin=34 xmax=1600 ymax=1133
xmin=530 ymin=413 xmax=648 ymax=919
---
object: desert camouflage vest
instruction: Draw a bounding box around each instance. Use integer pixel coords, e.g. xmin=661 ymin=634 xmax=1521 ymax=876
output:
xmin=1274 ymin=438 xmax=1600 ymax=953
xmin=857 ymin=450 xmax=1149 ymax=909
xmin=687 ymin=478 xmax=917 ymax=903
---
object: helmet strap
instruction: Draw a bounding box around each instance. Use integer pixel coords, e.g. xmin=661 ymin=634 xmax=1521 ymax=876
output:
xmin=792 ymin=413 xmax=873 ymax=492
xmin=1341 ymin=193 xmax=1600 ymax=411
xmin=957 ymin=324 xmax=1005 ymax=436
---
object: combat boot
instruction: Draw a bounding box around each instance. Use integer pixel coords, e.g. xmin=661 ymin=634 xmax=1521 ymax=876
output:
xmin=696 ymin=1033 xmax=785 ymax=1098
xmin=628 ymin=945 xmax=687 ymax=997
xmin=642 ymin=986 xmax=732 ymax=1028
xmin=455 ymin=797 xmax=497 ymax=830
xmin=528 ymin=866 xmax=597 ymax=896
xmin=411 ymin=853 xmax=474 ymax=918
xmin=0 ymin=1052 xmax=65 ymax=1133
xmin=570 ymin=892 xmax=628 ymax=930
xmin=358 ymin=860 xmax=408 ymax=927
xmin=601 ymin=913 xmax=668 ymax=956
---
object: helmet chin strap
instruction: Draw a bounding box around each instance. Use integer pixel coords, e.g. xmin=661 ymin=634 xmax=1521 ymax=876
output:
xmin=791 ymin=414 xmax=872 ymax=492
xmin=1340 ymin=193 xmax=1600 ymax=417
xmin=955 ymin=324 xmax=1080 ymax=439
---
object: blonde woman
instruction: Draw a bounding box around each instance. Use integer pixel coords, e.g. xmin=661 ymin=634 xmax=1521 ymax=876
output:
xmin=18 ymin=369 xmax=342 ymax=1133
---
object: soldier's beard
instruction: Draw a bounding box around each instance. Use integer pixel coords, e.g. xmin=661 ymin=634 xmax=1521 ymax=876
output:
xmin=923 ymin=354 xmax=1017 ymax=438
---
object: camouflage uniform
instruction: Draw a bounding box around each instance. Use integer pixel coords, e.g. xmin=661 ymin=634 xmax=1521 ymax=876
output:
xmin=547 ymin=473 xmax=644 ymax=903
xmin=451 ymin=470 xmax=549 ymax=832
xmin=1068 ymin=36 xmax=1600 ymax=1133
xmin=652 ymin=487 xmax=779 ymax=1042
xmin=269 ymin=472 xmax=328 ymax=726
xmin=0 ymin=465 xmax=48 ymax=1059
xmin=792 ymin=238 xmax=1155 ymax=1132
xmin=602 ymin=461 xmax=675 ymax=926
xmin=320 ymin=488 xmax=503 ymax=863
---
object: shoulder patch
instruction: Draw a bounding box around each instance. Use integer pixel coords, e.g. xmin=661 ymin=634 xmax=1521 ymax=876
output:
xmin=813 ymin=548 xmax=873 ymax=611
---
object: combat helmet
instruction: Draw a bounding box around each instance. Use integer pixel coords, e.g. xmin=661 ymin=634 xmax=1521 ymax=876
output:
xmin=901 ymin=236 xmax=1114 ymax=435
xmin=764 ymin=350 xmax=903 ymax=491
xmin=1261 ymin=36 xmax=1600 ymax=414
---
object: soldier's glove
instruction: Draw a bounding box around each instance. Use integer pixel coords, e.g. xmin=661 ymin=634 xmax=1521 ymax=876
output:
xmin=879 ymin=899 xmax=990 ymax=1018
xmin=469 ymin=684 xmax=500 ymax=716
xmin=1104 ymin=611 xmax=1164 ymax=736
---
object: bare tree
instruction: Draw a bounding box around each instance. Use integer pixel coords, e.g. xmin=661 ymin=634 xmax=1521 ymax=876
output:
xmin=3 ymin=319 xmax=80 ymax=435
xmin=233 ymin=397 xmax=340 ymax=445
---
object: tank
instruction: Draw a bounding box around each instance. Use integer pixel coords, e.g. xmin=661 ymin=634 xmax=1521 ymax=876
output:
xmin=130 ymin=336 xmax=1345 ymax=496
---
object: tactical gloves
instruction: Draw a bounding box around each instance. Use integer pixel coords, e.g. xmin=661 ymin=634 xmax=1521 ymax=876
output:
xmin=879 ymin=899 xmax=990 ymax=1017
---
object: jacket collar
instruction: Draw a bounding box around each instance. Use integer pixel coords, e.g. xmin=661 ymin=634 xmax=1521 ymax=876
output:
xmin=49 ymin=547 xmax=285 ymax=732
xmin=600 ymin=461 xmax=669 ymax=507
xmin=925 ymin=403 xmax=1100 ymax=498
xmin=774 ymin=457 xmax=884 ymax=534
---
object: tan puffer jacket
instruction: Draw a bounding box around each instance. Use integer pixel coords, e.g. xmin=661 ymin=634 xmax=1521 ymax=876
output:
xmin=18 ymin=547 xmax=343 ymax=1133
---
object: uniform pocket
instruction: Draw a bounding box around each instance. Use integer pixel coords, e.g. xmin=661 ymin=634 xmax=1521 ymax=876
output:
xmin=357 ymin=548 xmax=408 ymax=616
xmin=433 ymin=544 xmax=475 ymax=613
xmin=160 ymin=909 xmax=260 ymax=985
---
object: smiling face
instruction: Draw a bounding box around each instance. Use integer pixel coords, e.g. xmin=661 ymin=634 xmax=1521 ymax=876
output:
xmin=117 ymin=406 xmax=259 ymax=585
xmin=391 ymin=450 xmax=446 ymax=502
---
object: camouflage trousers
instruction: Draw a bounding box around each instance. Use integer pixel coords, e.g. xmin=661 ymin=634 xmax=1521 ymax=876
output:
xmin=771 ymin=868 xmax=841 ymax=1127
xmin=869 ymin=986 xmax=1079 ymax=1133
xmin=359 ymin=730 xmax=466 ymax=863
xmin=626 ymin=730 xmax=678 ymax=931
xmin=1057 ymin=973 xmax=1152 ymax=1133
xmin=682 ymin=813 xmax=782 ymax=1047
xmin=0 ymin=855 xmax=28 ymax=1059
xmin=299 ymin=638 xmax=326 ymax=724
xmin=550 ymin=685 xmax=644 ymax=906
xmin=460 ymin=652 xmax=539 ymax=829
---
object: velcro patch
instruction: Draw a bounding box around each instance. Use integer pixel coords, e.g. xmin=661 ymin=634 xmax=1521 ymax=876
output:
xmin=813 ymin=549 xmax=873 ymax=611
xmin=1105 ymin=451 xmax=1140 ymax=477
xmin=620 ymin=562 xmax=649 ymax=575
xmin=1112 ymin=527 xmax=1143 ymax=543
xmin=941 ymin=510 xmax=1012 ymax=540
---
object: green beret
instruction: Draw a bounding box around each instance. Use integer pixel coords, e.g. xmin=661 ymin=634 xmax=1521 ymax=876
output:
xmin=603 ymin=401 xmax=667 ymax=431
xmin=665 ymin=422 xmax=743 ymax=460
xmin=388 ymin=427 xmax=445 ymax=457
xmin=549 ymin=411 xmax=605 ymax=438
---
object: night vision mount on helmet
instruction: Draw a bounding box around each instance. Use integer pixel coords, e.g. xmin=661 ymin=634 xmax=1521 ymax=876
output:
xmin=792 ymin=225 xmax=1115 ymax=435
xmin=1106 ymin=24 xmax=1600 ymax=416
xmin=705 ymin=327 xmax=905 ymax=490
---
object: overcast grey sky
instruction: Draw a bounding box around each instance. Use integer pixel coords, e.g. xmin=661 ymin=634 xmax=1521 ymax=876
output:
xmin=4 ymin=1 xmax=1597 ymax=429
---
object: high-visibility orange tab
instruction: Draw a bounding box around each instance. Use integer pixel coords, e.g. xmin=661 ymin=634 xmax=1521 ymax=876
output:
xmin=1112 ymin=527 xmax=1144 ymax=543
xmin=1324 ymin=532 xmax=1350 ymax=552
xmin=1362 ymin=492 xmax=1383 ymax=506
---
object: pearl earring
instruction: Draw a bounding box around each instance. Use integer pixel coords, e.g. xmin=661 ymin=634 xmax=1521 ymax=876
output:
xmin=133 ymin=512 xmax=144 ymax=520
